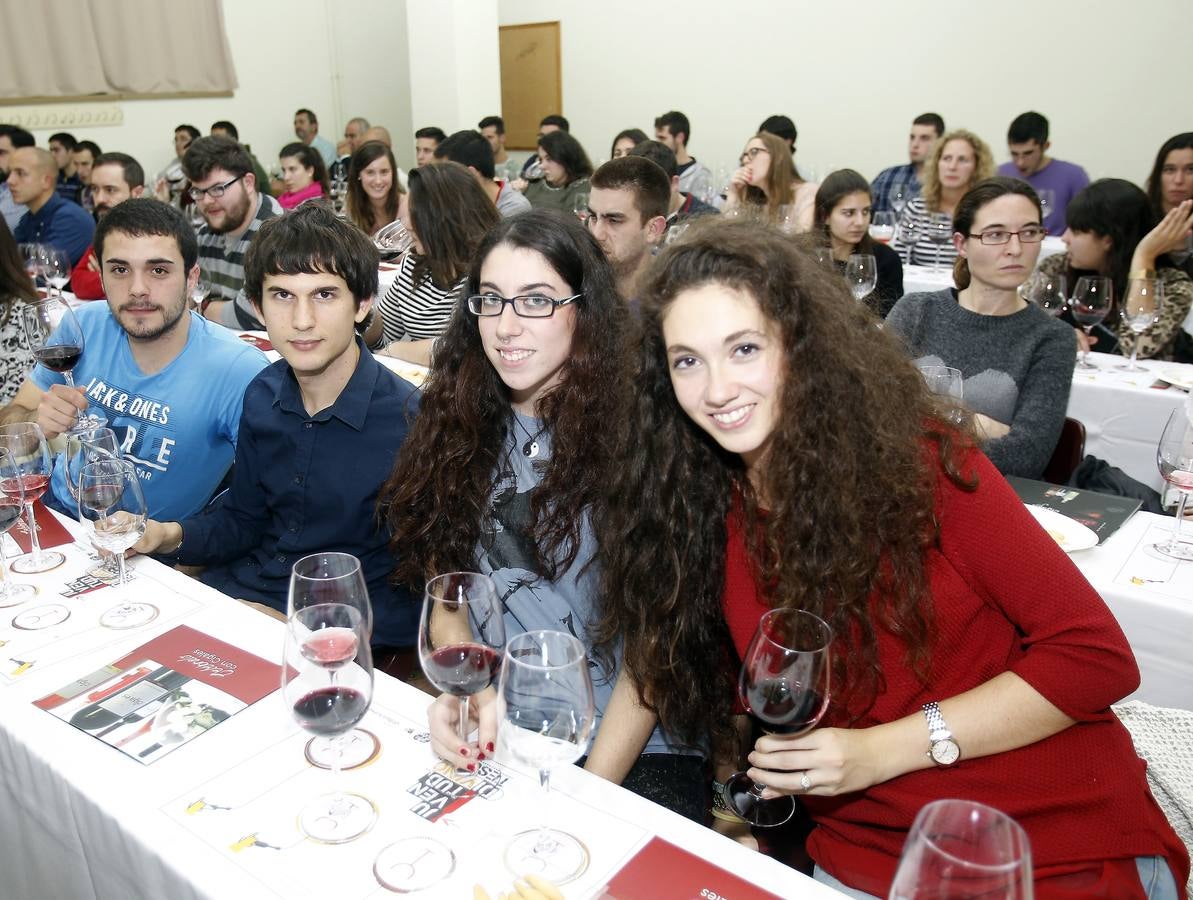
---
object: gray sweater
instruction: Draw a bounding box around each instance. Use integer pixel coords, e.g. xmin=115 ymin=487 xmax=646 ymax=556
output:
xmin=886 ymin=289 xmax=1077 ymax=478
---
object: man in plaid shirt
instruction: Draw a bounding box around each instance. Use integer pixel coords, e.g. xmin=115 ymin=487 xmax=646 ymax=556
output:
xmin=871 ymin=113 xmax=944 ymax=214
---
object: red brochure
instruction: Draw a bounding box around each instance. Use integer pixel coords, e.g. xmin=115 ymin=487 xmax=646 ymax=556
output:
xmin=7 ymin=500 xmax=75 ymax=554
xmin=600 ymin=837 xmax=784 ymax=900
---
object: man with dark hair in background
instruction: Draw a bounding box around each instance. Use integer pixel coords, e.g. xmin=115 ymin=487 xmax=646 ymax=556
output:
xmin=587 ymin=156 xmax=670 ymax=298
xmin=48 ymin=131 xmax=83 ymax=204
xmin=9 ymin=146 xmax=94 ymax=265
xmin=210 ymin=120 xmax=272 ymax=196
xmin=183 ymin=136 xmax=283 ymax=330
xmin=759 ymin=114 xmax=798 ymax=152
xmin=871 ymin=112 xmax=945 ymax=214
xmin=997 ymin=111 xmax=1089 ymax=234
xmin=71 ymin=151 xmax=146 ymax=300
xmin=478 ymin=115 xmax=521 ymax=182
xmin=0 ymin=124 xmax=35 ymax=229
xmin=654 ymin=110 xmax=711 ymax=201
xmin=71 ymin=140 xmax=102 ymax=213
xmin=629 ymin=139 xmax=718 ymax=225
xmin=434 ymin=130 xmax=531 ymax=218
xmin=414 ymin=126 xmax=446 ymax=167
xmin=293 ymin=108 xmax=336 ymax=168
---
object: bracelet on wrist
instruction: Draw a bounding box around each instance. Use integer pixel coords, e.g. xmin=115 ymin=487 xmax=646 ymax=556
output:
xmin=711 ymin=806 xmax=748 ymax=824
xmin=1128 ymin=268 xmax=1157 ymax=281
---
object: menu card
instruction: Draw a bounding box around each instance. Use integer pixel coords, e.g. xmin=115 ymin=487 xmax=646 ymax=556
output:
xmin=35 ymin=625 xmax=280 ymax=764
xmin=7 ymin=500 xmax=74 ymax=553
xmin=599 ymin=837 xmax=783 ymax=900
xmin=1006 ymin=476 xmax=1141 ymax=544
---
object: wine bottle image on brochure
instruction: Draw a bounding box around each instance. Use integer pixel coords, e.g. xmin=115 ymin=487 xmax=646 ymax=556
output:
xmin=68 ymin=667 xmax=192 ymax=732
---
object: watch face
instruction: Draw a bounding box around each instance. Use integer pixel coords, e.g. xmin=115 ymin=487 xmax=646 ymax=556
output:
xmin=931 ymin=739 xmax=961 ymax=766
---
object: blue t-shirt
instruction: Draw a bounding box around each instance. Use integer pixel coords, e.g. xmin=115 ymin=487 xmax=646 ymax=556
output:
xmin=33 ymin=303 xmax=267 ymax=519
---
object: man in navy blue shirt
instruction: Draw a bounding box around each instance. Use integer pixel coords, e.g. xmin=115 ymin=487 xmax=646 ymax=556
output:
xmin=9 ymin=146 xmax=94 ymax=265
xmin=133 ymin=204 xmax=420 ymax=649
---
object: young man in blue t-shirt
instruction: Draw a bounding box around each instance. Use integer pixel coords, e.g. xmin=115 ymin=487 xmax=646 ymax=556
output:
xmin=3 ymin=198 xmax=267 ymax=519
xmin=132 ymin=205 xmax=420 ymax=648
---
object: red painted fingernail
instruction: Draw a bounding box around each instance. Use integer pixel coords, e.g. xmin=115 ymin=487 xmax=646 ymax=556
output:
xmin=477 ymin=751 xmax=486 ymax=761
xmin=459 ymin=747 xmax=469 ymax=757
xmin=466 ymin=763 xmax=476 ymax=772
xmin=486 ymin=741 xmax=495 ymax=752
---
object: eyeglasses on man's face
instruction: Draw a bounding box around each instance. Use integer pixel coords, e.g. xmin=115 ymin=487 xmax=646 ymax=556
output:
xmin=188 ymin=173 xmax=245 ymax=201
xmin=466 ymin=293 xmax=582 ymax=318
xmin=966 ymin=226 xmax=1047 ymax=246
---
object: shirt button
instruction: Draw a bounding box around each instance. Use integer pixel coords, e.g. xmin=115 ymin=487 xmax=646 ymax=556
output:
xmin=293 ymin=475 xmax=303 ymax=485
xmin=276 ymin=554 xmax=286 ymax=563
xmin=288 ymin=524 xmax=298 ymax=533
xmin=304 ymin=423 xmax=313 ymax=429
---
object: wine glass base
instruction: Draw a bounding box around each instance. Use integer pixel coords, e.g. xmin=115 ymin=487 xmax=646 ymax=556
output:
xmin=1075 ymin=359 xmax=1100 ymax=370
xmin=1114 ymin=362 xmax=1146 ymax=372
xmin=374 ymin=836 xmax=456 ymax=893
xmin=11 ymin=551 xmax=66 ymax=575
xmin=725 ymin=772 xmax=797 ymax=827
xmin=99 ymin=602 xmax=159 ymax=630
xmin=1153 ymin=539 xmax=1193 ymax=561
xmin=504 ymin=828 xmax=590 ymax=885
xmin=297 ymin=791 xmax=377 ymax=844
xmin=304 ymin=729 xmax=381 ymax=770
xmin=0 ymin=582 xmax=37 ymax=608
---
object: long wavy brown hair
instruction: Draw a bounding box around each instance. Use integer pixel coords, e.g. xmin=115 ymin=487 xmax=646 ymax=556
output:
xmin=407 ymin=161 xmax=501 ymax=290
xmin=592 ymin=218 xmax=977 ymax=752
xmin=740 ymin=132 xmax=801 ymax=223
xmin=380 ymin=210 xmax=628 ymax=587
xmin=0 ymin=217 xmax=36 ymax=331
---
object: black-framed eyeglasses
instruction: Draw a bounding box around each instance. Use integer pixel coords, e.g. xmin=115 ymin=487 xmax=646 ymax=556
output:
xmin=188 ymin=174 xmax=245 ymax=201
xmin=466 ymin=293 xmax=582 ymax=318
xmin=739 ymin=147 xmax=769 ymax=165
xmin=966 ymin=227 xmax=1047 ymax=245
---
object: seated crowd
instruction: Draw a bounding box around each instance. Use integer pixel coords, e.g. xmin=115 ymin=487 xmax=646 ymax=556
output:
xmin=0 ymin=104 xmax=1190 ymax=900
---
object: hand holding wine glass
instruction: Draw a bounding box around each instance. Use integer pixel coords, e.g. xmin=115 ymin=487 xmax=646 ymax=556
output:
xmin=1070 ymin=275 xmax=1113 ymax=370
xmin=0 ymin=422 xmax=65 ymax=574
xmin=76 ymin=457 xmax=146 ymax=587
xmin=845 ymin=253 xmax=878 ymax=302
xmin=1117 ymin=278 xmax=1163 ymax=372
xmin=23 ymin=298 xmax=95 ymax=433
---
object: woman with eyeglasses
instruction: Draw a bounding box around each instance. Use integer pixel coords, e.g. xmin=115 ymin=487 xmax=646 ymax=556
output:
xmin=1033 ymin=178 xmax=1193 ymax=362
xmin=345 ymin=140 xmax=404 ymax=237
xmin=367 ymin=162 xmax=501 ymax=365
xmin=276 ymin=142 xmax=330 ymax=211
xmin=378 ymin=209 xmax=707 ymax=821
xmin=886 ymin=178 xmax=1075 ymax=479
xmin=722 ymin=132 xmax=818 ymax=231
xmin=520 ymin=131 xmax=593 ymax=214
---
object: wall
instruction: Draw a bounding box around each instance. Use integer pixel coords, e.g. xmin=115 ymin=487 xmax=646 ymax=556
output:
xmin=407 ymin=0 xmax=501 ymax=138
xmin=496 ymin=0 xmax=1182 ymax=189
xmin=6 ymin=0 xmax=416 ymax=176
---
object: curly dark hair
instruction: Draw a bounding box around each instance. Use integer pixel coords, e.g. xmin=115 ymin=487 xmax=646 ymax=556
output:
xmin=380 ymin=209 xmax=627 ymax=588
xmin=407 ymin=161 xmax=501 ymax=290
xmin=592 ymin=218 xmax=976 ymax=752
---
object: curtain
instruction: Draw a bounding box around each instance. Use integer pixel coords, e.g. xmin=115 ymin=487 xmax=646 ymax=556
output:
xmin=0 ymin=0 xmax=237 ymax=100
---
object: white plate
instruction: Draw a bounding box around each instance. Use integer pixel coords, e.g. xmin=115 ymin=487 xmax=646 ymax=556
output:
xmin=1026 ymin=505 xmax=1099 ymax=552
xmin=1158 ymin=368 xmax=1193 ymax=391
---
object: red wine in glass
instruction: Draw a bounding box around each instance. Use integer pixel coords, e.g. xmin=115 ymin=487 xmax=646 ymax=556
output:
xmin=744 ymin=680 xmax=828 ymax=735
xmin=422 ymin=642 xmax=502 ymax=697
xmin=33 ymin=345 xmax=83 ymax=373
xmin=0 ymin=473 xmax=49 ymax=504
xmin=292 ymin=685 xmax=370 ymax=736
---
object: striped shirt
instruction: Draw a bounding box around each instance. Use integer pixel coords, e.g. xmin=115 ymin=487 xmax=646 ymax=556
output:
xmin=196 ymin=194 xmax=283 ymax=330
xmin=892 ymin=197 xmax=958 ymax=268
xmin=376 ymin=252 xmax=466 ymax=346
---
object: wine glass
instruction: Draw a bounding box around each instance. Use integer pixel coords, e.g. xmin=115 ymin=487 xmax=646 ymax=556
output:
xmin=189 ymin=277 xmax=210 ymax=311
xmin=23 ymin=297 xmax=98 ymax=433
xmin=888 ymin=799 xmax=1033 ymax=899
xmin=776 ymin=205 xmax=798 ymax=235
xmin=282 ymin=603 xmax=376 ymax=843
xmin=1037 ymin=189 xmax=1056 ymax=225
xmin=926 ymin=214 xmax=953 ymax=273
xmin=897 ymin=217 xmax=921 ymax=267
xmin=0 ymin=423 xmax=65 ymax=573
xmin=40 ymin=246 xmax=70 ymax=299
xmin=665 ymin=223 xmax=690 ymax=246
xmin=418 ymin=573 xmax=505 ymax=746
xmin=523 ymin=159 xmax=545 ymax=181
xmin=890 ymin=186 xmax=910 ymax=219
xmin=18 ymin=243 xmax=44 ymax=286
xmin=76 ymin=457 xmax=146 ymax=587
xmin=571 ymin=192 xmax=589 ymax=223
xmin=917 ymin=364 xmax=965 ymax=424
xmin=64 ymin=426 xmax=121 ymax=501
xmin=1022 ymin=272 xmax=1067 ymax=317
xmin=1070 ymin=275 xmax=1113 ymax=370
xmin=0 ymin=448 xmax=37 ymax=607
xmin=1117 ymin=279 xmax=1163 ymax=372
xmin=499 ymin=630 xmax=595 ymax=885
xmin=1154 ymin=407 xmax=1193 ymax=561
xmin=869 ymin=211 xmax=897 ymax=244
xmin=845 ymin=254 xmax=878 ymax=302
xmin=372 ymin=219 xmax=414 ymax=262
xmin=724 ymin=609 xmax=832 ymax=827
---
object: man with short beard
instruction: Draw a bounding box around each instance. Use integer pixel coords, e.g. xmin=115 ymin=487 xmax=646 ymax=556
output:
xmin=2 ymin=199 xmax=267 ymax=518
xmin=183 ymin=136 xmax=283 ymax=330
xmin=70 ymin=152 xmax=146 ymax=300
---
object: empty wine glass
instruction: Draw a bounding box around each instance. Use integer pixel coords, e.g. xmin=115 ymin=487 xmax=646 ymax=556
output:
xmin=890 ymin=186 xmax=911 ymax=218
xmin=39 ymin=246 xmax=70 ymax=299
xmin=1117 ymin=279 xmax=1163 ymax=372
xmin=845 ymin=254 xmax=878 ymax=302
xmin=776 ymin=205 xmax=798 ymax=235
xmin=724 ymin=609 xmax=832 ymax=828
xmin=1154 ymin=407 xmax=1193 ymax=561
xmin=926 ymin=214 xmax=953 ymax=273
xmin=0 ymin=422 xmax=65 ymax=573
xmin=499 ymin=630 xmax=595 ymax=884
xmin=897 ymin=217 xmax=921 ymax=267
xmin=918 ymin=364 xmax=965 ymax=424
xmin=869 ymin=211 xmax=897 ymax=244
xmin=889 ymin=799 xmax=1033 ymax=899
xmin=18 ymin=243 xmax=44 ymax=286
xmin=373 ymin=219 xmax=414 ymax=261
xmin=418 ymin=572 xmax=505 ymax=745
xmin=1037 ymin=189 xmax=1056 ymax=225
xmin=76 ymin=457 xmax=146 ymax=587
xmin=282 ymin=603 xmax=376 ymax=843
xmin=1070 ymin=275 xmax=1113 ymax=370
xmin=23 ymin=297 xmax=96 ymax=433
xmin=64 ymin=426 xmax=121 ymax=501
xmin=1022 ymin=272 xmax=1067 ymax=317
xmin=189 ymin=277 xmax=210 ymax=311
xmin=0 ymin=448 xmax=37 ymax=607
xmin=571 ymin=192 xmax=589 ymax=223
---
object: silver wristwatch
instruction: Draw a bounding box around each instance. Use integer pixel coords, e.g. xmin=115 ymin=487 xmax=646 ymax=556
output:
xmin=923 ymin=701 xmax=961 ymax=766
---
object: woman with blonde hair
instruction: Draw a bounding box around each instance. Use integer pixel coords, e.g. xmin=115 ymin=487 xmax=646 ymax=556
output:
xmin=723 ymin=132 xmax=819 ymax=231
xmin=893 ymin=129 xmax=994 ymax=267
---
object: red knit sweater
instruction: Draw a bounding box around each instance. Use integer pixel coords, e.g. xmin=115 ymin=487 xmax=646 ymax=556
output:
xmin=722 ymin=449 xmax=1189 ymax=899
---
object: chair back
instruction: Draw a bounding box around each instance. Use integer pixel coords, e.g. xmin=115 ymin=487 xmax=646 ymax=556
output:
xmin=1043 ymin=417 xmax=1085 ymax=485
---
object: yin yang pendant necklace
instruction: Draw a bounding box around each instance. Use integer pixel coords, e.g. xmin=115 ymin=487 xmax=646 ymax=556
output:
xmin=513 ymin=415 xmax=546 ymax=459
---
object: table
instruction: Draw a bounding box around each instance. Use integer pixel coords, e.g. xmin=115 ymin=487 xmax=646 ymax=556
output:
xmin=1067 ymin=510 xmax=1193 ymax=712
xmin=0 ymin=522 xmax=839 ymax=900
xmin=1066 ymin=359 xmax=1192 ymax=492
xmin=901 ymin=236 xmax=1066 ymax=296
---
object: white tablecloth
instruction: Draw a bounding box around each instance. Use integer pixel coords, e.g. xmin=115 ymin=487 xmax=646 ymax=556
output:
xmin=1067 ymin=510 xmax=1193 ymax=711
xmin=0 ymin=526 xmax=838 ymax=900
xmin=1066 ymin=359 xmax=1192 ymax=492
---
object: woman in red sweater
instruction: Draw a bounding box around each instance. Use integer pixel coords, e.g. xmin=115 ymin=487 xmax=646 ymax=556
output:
xmin=594 ymin=218 xmax=1187 ymax=899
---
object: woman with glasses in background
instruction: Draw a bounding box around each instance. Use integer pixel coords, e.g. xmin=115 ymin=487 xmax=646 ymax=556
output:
xmin=887 ymin=178 xmax=1075 ymax=479
xmin=723 ymin=132 xmax=818 ymax=231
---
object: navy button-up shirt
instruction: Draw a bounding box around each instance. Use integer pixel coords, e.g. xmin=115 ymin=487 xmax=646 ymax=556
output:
xmin=176 ymin=339 xmax=421 ymax=646
xmin=13 ymin=192 xmax=95 ymax=266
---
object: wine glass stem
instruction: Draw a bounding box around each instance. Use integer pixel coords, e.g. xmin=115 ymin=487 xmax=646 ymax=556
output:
xmin=457 ymin=695 xmax=471 ymax=744
xmin=24 ymin=502 xmax=43 ymax=567
xmin=1127 ymin=345 xmax=1139 ymax=369
xmin=0 ymin=540 xmax=10 ymax=598
xmin=1169 ymin=492 xmax=1190 ymax=547
xmin=115 ymin=551 xmax=128 ymax=586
